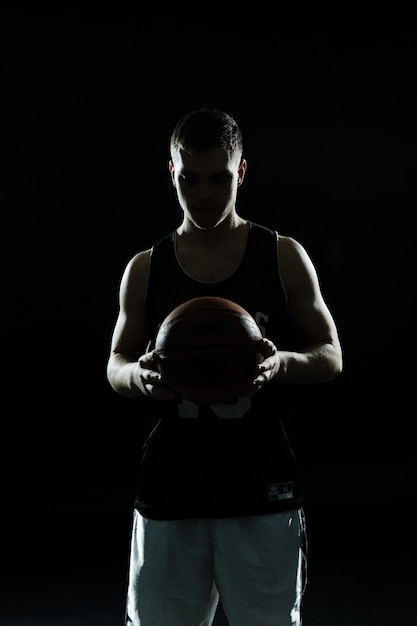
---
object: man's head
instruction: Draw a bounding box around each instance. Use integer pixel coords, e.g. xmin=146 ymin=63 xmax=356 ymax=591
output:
xmin=170 ymin=109 xmax=243 ymax=163
xmin=169 ymin=109 xmax=247 ymax=230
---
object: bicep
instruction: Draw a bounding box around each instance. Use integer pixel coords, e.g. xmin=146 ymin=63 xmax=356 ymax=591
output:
xmin=279 ymin=237 xmax=339 ymax=347
xmin=110 ymin=250 xmax=151 ymax=359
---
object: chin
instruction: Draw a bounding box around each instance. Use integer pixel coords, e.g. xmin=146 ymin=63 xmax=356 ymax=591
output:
xmin=194 ymin=218 xmax=224 ymax=230
xmin=191 ymin=211 xmax=228 ymax=230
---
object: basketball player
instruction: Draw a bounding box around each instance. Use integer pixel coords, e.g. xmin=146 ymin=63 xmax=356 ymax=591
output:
xmin=106 ymin=109 xmax=343 ymax=625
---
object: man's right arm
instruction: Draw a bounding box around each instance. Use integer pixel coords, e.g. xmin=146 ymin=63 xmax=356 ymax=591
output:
xmin=106 ymin=249 xmax=153 ymax=398
xmin=106 ymin=249 xmax=178 ymax=401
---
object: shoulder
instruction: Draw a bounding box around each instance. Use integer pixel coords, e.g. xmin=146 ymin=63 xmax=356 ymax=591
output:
xmin=125 ymin=248 xmax=152 ymax=276
xmin=278 ymin=234 xmax=306 ymax=258
xmin=119 ymin=248 xmax=152 ymax=299
xmin=121 ymin=230 xmax=175 ymax=293
xmin=278 ymin=235 xmax=320 ymax=291
xmin=125 ymin=230 xmax=174 ymax=274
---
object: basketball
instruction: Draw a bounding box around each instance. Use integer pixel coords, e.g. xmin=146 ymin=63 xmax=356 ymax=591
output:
xmin=154 ymin=296 xmax=264 ymax=405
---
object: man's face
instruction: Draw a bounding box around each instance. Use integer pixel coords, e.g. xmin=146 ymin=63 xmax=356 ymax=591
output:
xmin=169 ymin=147 xmax=246 ymax=230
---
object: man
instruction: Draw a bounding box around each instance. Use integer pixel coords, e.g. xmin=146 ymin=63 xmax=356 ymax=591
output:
xmin=107 ymin=109 xmax=343 ymax=625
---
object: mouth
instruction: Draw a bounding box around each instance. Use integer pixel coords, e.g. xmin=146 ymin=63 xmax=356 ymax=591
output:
xmin=193 ymin=206 xmax=219 ymax=212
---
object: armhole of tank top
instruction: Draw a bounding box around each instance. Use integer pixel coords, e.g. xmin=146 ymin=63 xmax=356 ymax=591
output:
xmin=145 ymin=231 xmax=175 ymax=306
xmin=276 ymin=231 xmax=289 ymax=314
xmin=143 ymin=246 xmax=154 ymax=309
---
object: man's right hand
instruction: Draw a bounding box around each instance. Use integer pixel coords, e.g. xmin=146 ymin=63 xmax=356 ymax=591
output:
xmin=135 ymin=350 xmax=179 ymax=401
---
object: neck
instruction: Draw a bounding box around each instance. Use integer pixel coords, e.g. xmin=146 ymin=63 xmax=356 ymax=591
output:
xmin=177 ymin=213 xmax=247 ymax=243
xmin=174 ymin=217 xmax=250 ymax=283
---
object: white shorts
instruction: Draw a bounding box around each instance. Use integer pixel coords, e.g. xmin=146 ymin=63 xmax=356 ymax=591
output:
xmin=125 ymin=507 xmax=307 ymax=626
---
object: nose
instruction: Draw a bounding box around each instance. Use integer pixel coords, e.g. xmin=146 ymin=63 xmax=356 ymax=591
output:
xmin=195 ymin=182 xmax=213 ymax=200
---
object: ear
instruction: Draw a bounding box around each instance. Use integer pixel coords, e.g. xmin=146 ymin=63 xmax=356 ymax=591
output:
xmin=237 ymin=158 xmax=247 ymax=186
xmin=168 ymin=160 xmax=176 ymax=187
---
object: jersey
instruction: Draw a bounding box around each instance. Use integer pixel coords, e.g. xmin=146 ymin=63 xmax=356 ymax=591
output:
xmin=134 ymin=221 xmax=303 ymax=520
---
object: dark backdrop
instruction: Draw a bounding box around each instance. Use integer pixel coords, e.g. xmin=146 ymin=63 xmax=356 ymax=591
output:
xmin=2 ymin=10 xmax=416 ymax=625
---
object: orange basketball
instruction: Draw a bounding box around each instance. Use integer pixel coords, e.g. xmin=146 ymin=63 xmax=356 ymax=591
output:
xmin=154 ymin=296 xmax=264 ymax=405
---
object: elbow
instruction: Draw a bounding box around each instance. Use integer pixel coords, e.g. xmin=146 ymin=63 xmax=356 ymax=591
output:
xmin=106 ymin=359 xmax=116 ymax=388
xmin=328 ymin=348 xmax=343 ymax=381
xmin=315 ymin=340 xmax=343 ymax=382
xmin=329 ymin=361 xmax=343 ymax=381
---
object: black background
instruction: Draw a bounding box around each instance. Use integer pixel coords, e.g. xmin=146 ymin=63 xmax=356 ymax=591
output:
xmin=1 ymin=9 xmax=416 ymax=625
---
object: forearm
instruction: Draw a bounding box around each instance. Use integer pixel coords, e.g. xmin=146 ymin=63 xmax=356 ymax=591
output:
xmin=106 ymin=353 xmax=144 ymax=398
xmin=275 ymin=342 xmax=343 ymax=385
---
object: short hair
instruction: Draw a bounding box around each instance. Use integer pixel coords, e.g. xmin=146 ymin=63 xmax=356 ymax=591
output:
xmin=170 ymin=109 xmax=243 ymax=159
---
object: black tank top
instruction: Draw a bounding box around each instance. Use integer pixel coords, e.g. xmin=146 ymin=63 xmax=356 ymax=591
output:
xmin=134 ymin=221 xmax=303 ymax=519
